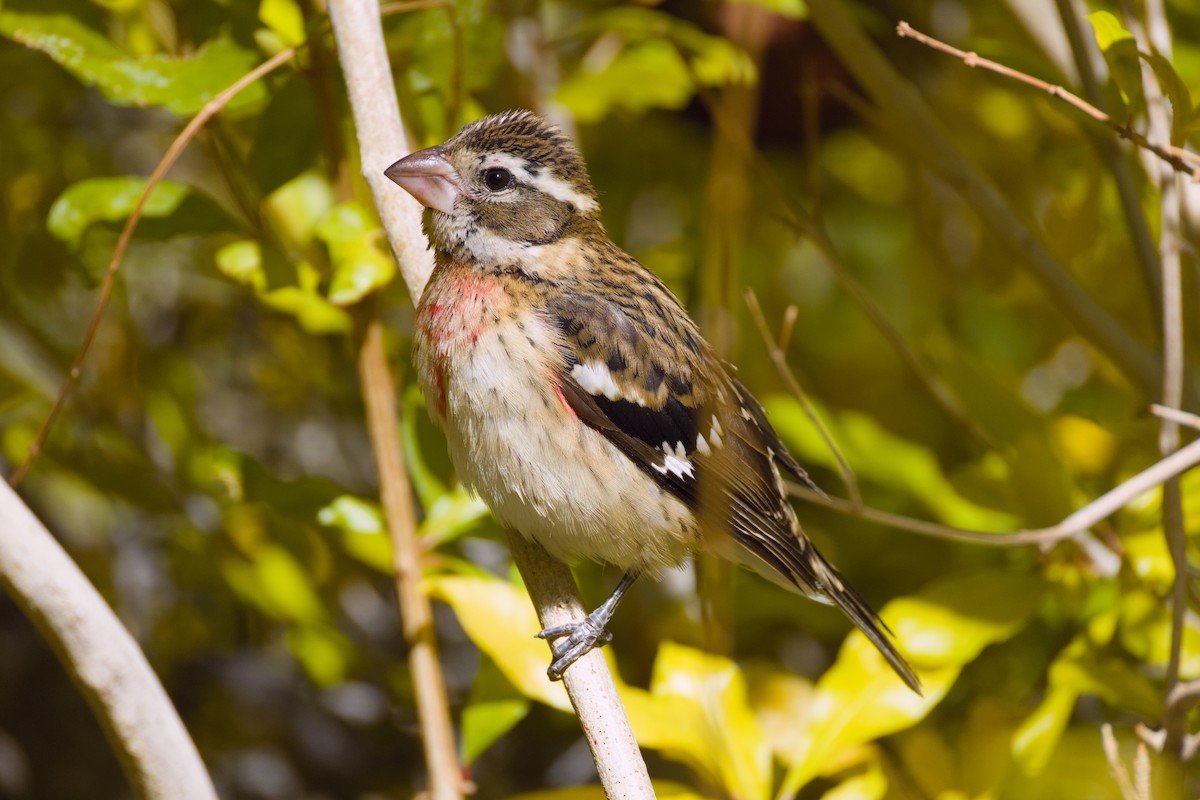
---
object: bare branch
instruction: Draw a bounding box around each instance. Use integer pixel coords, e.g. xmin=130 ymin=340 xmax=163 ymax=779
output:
xmin=0 ymin=483 xmax=216 ymax=799
xmin=7 ymin=45 xmax=300 ymax=488
xmin=896 ymin=21 xmax=1200 ymax=181
xmin=789 ymin=427 xmax=1200 ymax=546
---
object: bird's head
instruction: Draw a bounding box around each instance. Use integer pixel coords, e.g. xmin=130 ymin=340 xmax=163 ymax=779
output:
xmin=386 ymin=110 xmax=601 ymax=268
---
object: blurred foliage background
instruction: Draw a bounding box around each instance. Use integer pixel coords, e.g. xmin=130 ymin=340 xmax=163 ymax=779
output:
xmin=1 ymin=0 xmax=1199 ymax=797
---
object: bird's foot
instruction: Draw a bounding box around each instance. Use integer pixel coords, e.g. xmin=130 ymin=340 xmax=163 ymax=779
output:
xmin=536 ymin=612 xmax=614 ymax=681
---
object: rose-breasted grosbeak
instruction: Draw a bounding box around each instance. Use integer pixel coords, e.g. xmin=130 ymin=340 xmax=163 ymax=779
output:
xmin=386 ymin=110 xmax=921 ymax=694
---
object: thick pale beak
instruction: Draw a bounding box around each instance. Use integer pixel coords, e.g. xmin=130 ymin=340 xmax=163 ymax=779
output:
xmin=385 ymin=145 xmax=460 ymax=214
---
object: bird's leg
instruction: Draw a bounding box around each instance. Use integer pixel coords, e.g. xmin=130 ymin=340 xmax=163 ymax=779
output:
xmin=536 ymin=571 xmax=638 ymax=681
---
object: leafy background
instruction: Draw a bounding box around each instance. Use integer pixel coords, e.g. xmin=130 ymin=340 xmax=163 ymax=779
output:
xmin=0 ymin=0 xmax=1198 ymax=797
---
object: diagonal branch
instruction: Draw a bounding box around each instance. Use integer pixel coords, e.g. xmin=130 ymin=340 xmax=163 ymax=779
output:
xmin=896 ymin=21 xmax=1200 ymax=181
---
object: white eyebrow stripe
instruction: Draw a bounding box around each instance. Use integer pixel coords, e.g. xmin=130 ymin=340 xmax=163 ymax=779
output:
xmin=484 ymin=153 xmax=598 ymax=213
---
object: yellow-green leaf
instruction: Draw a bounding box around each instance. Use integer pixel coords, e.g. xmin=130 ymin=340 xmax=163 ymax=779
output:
xmin=48 ymin=177 xmax=189 ymax=249
xmin=424 ymin=575 xmax=570 ymax=710
xmin=779 ymin=570 xmax=1043 ymax=795
xmin=622 ymin=642 xmax=771 ymax=800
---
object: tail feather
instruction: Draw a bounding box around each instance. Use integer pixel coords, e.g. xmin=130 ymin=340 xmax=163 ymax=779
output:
xmin=801 ymin=551 xmax=921 ymax=695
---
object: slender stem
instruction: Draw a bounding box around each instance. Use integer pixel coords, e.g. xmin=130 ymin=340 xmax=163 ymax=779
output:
xmin=7 ymin=44 xmax=300 ymax=488
xmin=744 ymin=289 xmax=862 ymax=504
xmin=357 ymin=317 xmax=463 ymax=800
xmin=787 ymin=428 xmax=1200 ymax=546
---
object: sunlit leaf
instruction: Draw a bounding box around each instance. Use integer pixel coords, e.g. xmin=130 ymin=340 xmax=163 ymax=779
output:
xmin=727 ymin=0 xmax=807 ymax=20
xmin=48 ymin=177 xmax=189 ymax=249
xmin=778 ymin=570 xmax=1043 ymax=795
xmin=1087 ymin=11 xmax=1143 ymax=117
xmin=316 ymin=202 xmax=395 ymax=305
xmin=818 ymin=761 xmax=887 ymax=800
xmin=745 ymin=664 xmax=814 ymax=762
xmin=221 ymin=543 xmax=326 ymax=623
xmin=424 ymin=575 xmax=570 ymax=710
xmin=1087 ymin=11 xmax=1133 ymax=51
xmin=214 ymin=240 xmax=353 ymax=334
xmin=318 ymin=496 xmax=393 ymax=572
xmin=259 ymin=0 xmax=306 ymax=48
xmin=622 ymin=642 xmax=771 ymax=800
xmin=1140 ymin=51 xmax=1194 ymax=143
xmin=1011 ymin=686 xmax=1076 ymax=776
xmin=0 ymin=12 xmax=265 ymax=114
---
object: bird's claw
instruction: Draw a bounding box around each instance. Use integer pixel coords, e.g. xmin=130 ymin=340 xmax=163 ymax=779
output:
xmin=536 ymin=616 xmax=614 ymax=681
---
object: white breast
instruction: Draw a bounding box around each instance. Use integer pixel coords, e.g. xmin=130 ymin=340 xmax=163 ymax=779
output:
xmin=414 ymin=269 xmax=697 ymax=574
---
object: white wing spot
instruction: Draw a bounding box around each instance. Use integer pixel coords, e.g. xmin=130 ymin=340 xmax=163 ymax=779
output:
xmin=740 ymin=406 xmax=753 ymax=421
xmin=709 ymin=428 xmax=723 ymax=450
xmin=652 ymin=453 xmax=694 ymax=479
xmin=695 ymin=433 xmax=712 ymax=456
xmin=711 ymin=415 xmax=724 ymax=437
xmin=572 ymin=361 xmax=622 ymax=401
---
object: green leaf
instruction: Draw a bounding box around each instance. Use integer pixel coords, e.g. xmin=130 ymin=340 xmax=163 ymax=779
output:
xmin=819 ymin=761 xmax=887 ymax=800
xmin=778 ymin=570 xmax=1044 ymax=795
xmin=461 ymin=657 xmax=531 ymax=764
xmin=214 ymin=240 xmax=353 ymax=334
xmin=727 ymin=0 xmax=807 ymax=20
xmin=1011 ymin=685 xmax=1078 ymax=775
xmin=315 ymin=202 xmax=395 ymax=305
xmin=48 ymin=177 xmax=189 ymax=249
xmin=259 ymin=0 xmax=306 ymax=48
xmin=1087 ymin=11 xmax=1133 ymax=51
xmin=1086 ymin=11 xmax=1143 ymax=117
xmin=221 ymin=543 xmax=326 ymax=623
xmin=622 ymin=642 xmax=771 ymax=800
xmin=557 ymin=9 xmax=754 ymax=123
xmin=557 ymin=40 xmax=695 ymax=123
xmin=1141 ymin=51 xmax=1194 ymax=143
xmin=286 ymin=624 xmax=351 ymax=685
xmin=317 ymin=495 xmax=393 ymax=573
xmin=424 ymin=575 xmax=571 ymax=711
xmin=0 ymin=12 xmax=266 ymax=115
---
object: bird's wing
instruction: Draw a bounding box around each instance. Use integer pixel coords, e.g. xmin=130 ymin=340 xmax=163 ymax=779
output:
xmin=545 ymin=277 xmax=922 ymax=695
xmin=544 ymin=283 xmax=817 ymax=555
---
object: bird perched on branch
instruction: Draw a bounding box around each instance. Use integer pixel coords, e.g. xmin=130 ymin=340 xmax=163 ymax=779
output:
xmin=386 ymin=110 xmax=921 ymax=694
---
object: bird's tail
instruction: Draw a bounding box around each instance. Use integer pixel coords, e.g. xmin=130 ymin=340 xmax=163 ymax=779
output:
xmin=803 ymin=546 xmax=923 ymax=695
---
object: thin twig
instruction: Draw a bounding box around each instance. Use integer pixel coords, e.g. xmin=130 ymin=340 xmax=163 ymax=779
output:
xmin=744 ymin=289 xmax=862 ymax=504
xmin=788 ymin=426 xmax=1200 ymax=545
xmin=685 ymin=75 xmax=989 ymax=448
xmin=1102 ymin=724 xmax=1144 ymax=800
xmin=7 ymin=45 xmax=299 ymax=488
xmin=896 ymin=21 xmax=1200 ymax=181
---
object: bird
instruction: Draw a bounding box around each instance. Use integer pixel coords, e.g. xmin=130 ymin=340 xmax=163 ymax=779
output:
xmin=385 ymin=110 xmax=921 ymax=694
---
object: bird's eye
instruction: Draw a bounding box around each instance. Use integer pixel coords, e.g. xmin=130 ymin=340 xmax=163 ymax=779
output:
xmin=482 ymin=167 xmax=513 ymax=191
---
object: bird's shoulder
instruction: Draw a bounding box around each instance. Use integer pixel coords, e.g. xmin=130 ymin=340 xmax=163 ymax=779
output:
xmin=536 ymin=239 xmax=819 ymax=508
